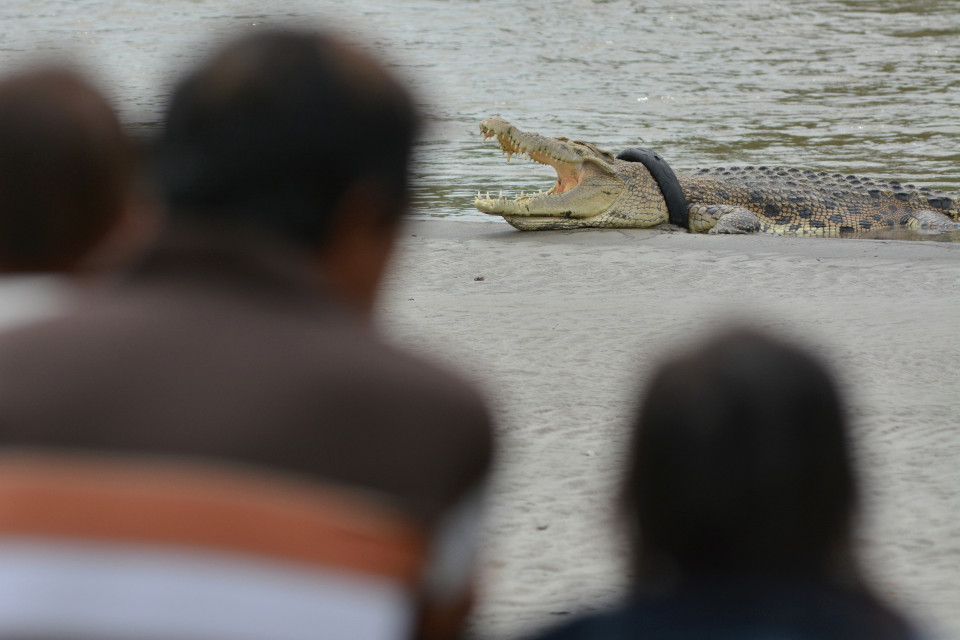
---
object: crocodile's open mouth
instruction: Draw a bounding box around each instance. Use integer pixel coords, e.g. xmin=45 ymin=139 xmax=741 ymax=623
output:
xmin=474 ymin=117 xmax=619 ymax=219
xmin=477 ymin=122 xmax=584 ymax=204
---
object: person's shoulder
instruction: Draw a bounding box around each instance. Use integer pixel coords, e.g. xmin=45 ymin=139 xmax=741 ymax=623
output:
xmin=344 ymin=329 xmax=493 ymax=443
xmin=286 ymin=310 xmax=494 ymax=447
xmin=0 ymin=305 xmax=91 ymax=360
xmin=370 ymin=335 xmax=487 ymax=403
xmin=526 ymin=607 xmax=635 ymax=640
xmin=308 ymin=315 xmax=489 ymax=410
xmin=522 ymin=582 xmax=928 ymax=640
xmin=292 ymin=322 xmax=496 ymax=520
xmin=0 ymin=274 xmax=77 ymax=333
xmin=0 ymin=278 xmax=134 ymax=353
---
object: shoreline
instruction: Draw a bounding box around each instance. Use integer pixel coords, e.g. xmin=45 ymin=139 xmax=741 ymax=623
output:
xmin=379 ymin=219 xmax=960 ymax=639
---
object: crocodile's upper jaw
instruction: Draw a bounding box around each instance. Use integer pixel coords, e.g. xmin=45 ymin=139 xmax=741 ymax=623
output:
xmin=475 ymin=117 xmax=623 ymax=227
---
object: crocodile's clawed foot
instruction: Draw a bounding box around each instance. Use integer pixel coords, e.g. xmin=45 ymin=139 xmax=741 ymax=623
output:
xmin=709 ymin=223 xmax=750 ymax=235
xmin=709 ymin=209 xmax=762 ymax=234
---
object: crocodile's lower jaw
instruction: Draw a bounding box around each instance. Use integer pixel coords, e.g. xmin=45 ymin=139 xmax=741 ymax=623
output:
xmin=501 ymin=215 xmax=588 ymax=230
xmin=474 ymin=195 xmax=528 ymax=215
xmin=474 ymin=192 xmax=574 ymax=216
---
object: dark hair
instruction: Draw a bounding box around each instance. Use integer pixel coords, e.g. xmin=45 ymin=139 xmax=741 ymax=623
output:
xmin=624 ymin=328 xmax=858 ymax=584
xmin=0 ymin=68 xmax=132 ymax=272
xmin=155 ymin=29 xmax=420 ymax=248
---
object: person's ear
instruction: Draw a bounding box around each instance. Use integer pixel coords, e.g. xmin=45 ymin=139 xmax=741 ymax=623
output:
xmin=315 ymin=180 xmax=402 ymax=316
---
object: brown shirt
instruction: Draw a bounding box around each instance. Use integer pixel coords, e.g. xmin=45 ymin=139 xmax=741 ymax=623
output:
xmin=0 ymin=224 xmax=493 ymax=524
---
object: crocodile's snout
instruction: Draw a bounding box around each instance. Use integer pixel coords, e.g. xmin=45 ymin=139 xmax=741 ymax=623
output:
xmin=479 ymin=117 xmax=512 ymax=137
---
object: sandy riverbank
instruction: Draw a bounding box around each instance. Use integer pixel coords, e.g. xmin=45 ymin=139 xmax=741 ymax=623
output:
xmin=377 ymin=219 xmax=960 ymax=640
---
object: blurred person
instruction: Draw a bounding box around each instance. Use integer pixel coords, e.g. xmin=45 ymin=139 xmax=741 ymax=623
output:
xmin=0 ymin=66 xmax=143 ymax=330
xmin=531 ymin=328 xmax=923 ymax=640
xmin=0 ymin=30 xmax=492 ymax=640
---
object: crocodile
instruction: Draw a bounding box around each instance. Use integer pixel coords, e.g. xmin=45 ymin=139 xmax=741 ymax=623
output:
xmin=474 ymin=117 xmax=960 ymax=239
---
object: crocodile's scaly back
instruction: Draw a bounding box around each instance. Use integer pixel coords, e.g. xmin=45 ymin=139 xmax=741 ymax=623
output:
xmin=679 ymin=167 xmax=960 ymax=237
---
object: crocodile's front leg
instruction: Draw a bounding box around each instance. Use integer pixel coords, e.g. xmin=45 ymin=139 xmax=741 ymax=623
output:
xmin=902 ymin=209 xmax=960 ymax=233
xmin=688 ymin=204 xmax=761 ymax=234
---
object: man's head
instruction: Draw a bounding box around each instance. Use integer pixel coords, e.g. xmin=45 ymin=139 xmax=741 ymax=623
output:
xmin=0 ymin=67 xmax=134 ymax=273
xmin=156 ymin=30 xmax=420 ymax=308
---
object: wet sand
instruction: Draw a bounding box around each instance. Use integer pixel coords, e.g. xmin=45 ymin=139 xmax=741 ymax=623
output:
xmin=377 ymin=219 xmax=960 ymax=640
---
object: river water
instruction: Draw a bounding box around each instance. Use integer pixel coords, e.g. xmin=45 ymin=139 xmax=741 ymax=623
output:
xmin=3 ymin=0 xmax=958 ymax=222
